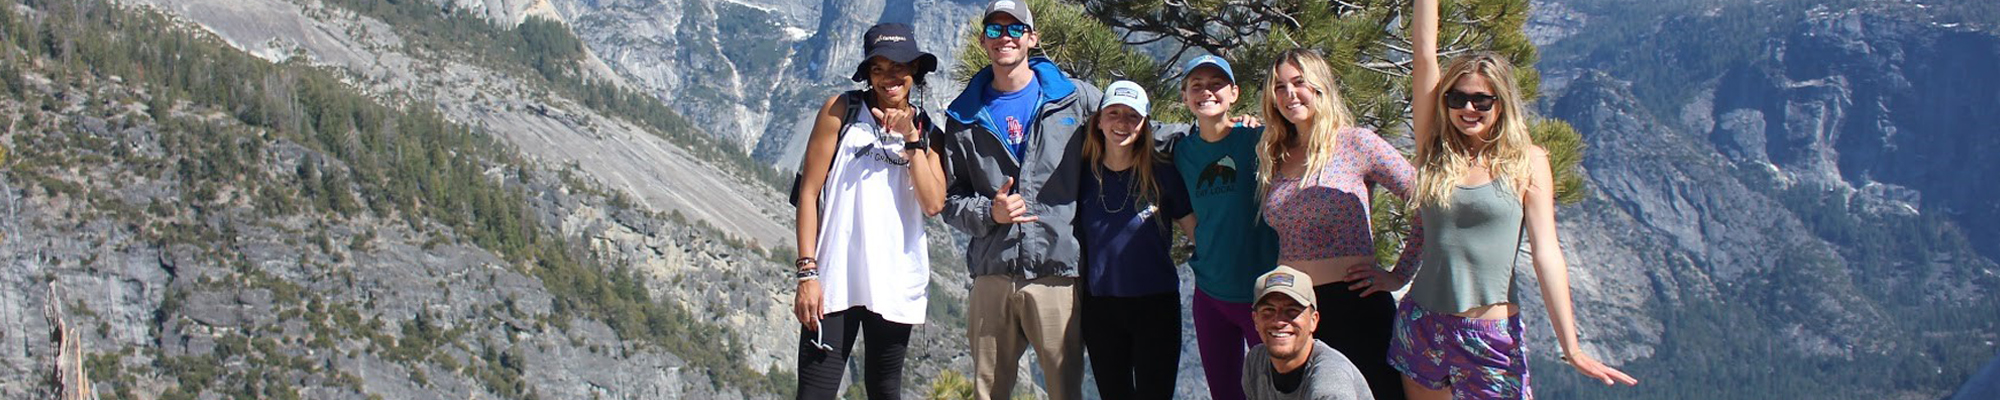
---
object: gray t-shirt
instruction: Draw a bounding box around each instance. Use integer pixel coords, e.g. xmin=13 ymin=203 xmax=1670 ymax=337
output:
xmin=1242 ymin=339 xmax=1376 ymax=400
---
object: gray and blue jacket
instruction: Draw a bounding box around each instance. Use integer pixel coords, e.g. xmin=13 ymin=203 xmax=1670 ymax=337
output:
xmin=941 ymin=57 xmax=1103 ymax=280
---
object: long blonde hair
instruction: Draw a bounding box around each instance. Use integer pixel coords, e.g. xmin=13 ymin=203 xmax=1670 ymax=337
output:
xmin=1412 ymin=52 xmax=1534 ymax=208
xmin=1258 ymin=48 xmax=1357 ymax=197
xmin=1081 ymin=106 xmax=1164 ymax=213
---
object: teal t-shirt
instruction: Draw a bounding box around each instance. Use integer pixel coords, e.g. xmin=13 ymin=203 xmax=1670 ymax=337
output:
xmin=1172 ymin=125 xmax=1281 ymax=303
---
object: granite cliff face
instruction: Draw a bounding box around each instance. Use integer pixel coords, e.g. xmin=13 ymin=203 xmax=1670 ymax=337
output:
xmin=468 ymin=0 xmax=987 ymax=166
xmin=1702 ymin=8 xmax=2000 ymax=261
xmin=1522 ymin=1 xmax=2000 ymax=398
xmin=0 ymin=53 xmax=758 ymax=399
xmin=8 ymin=0 xmax=1998 ymax=398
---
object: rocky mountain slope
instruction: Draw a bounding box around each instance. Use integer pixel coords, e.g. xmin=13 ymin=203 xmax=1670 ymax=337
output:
xmin=443 ymin=0 xmax=989 ymax=167
xmin=0 ymin=0 xmax=975 ymax=398
xmin=8 ymin=0 xmax=1998 ymax=398
xmin=132 ymin=0 xmax=797 ymax=247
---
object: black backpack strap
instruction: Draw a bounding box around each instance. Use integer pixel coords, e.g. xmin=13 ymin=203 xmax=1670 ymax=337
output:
xmin=832 ymin=89 xmax=871 ymax=164
xmin=839 ymin=89 xmax=869 ymax=142
xmin=914 ymin=108 xmax=942 ymax=148
xmin=791 ymin=90 xmax=874 ymax=207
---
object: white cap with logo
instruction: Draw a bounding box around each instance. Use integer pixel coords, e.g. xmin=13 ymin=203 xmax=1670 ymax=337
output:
xmin=1100 ymin=80 xmax=1150 ymax=118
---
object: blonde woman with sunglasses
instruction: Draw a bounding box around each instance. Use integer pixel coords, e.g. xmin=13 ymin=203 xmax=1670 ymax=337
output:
xmin=1376 ymin=1 xmax=1640 ymax=398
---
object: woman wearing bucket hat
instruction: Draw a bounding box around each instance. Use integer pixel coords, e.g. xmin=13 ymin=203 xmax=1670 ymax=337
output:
xmin=791 ymin=22 xmax=947 ymax=400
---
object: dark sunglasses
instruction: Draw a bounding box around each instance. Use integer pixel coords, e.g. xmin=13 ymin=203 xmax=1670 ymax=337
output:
xmin=983 ymin=23 xmax=1032 ymax=39
xmin=807 ymin=329 xmax=835 ymax=353
xmin=1444 ymin=90 xmax=1498 ymax=112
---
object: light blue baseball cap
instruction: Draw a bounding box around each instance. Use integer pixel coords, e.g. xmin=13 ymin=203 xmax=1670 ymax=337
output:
xmin=1182 ymin=54 xmax=1235 ymax=84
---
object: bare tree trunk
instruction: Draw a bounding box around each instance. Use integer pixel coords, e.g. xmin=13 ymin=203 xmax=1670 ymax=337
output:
xmin=45 ymin=283 xmax=91 ymax=400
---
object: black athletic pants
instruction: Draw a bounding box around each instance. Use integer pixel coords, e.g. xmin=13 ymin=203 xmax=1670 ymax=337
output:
xmin=1313 ymin=283 xmax=1406 ymax=400
xmin=1080 ymin=291 xmax=1182 ymax=400
xmin=796 ymin=307 xmax=912 ymax=400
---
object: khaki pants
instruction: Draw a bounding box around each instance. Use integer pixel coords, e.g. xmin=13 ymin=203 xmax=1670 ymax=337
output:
xmin=969 ymin=275 xmax=1083 ymax=400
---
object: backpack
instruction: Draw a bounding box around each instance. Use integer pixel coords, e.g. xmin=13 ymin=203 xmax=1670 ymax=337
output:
xmin=787 ymin=90 xmax=935 ymax=207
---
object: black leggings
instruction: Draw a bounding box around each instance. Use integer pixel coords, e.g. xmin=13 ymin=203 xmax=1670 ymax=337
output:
xmin=796 ymin=307 xmax=913 ymax=400
xmin=1312 ymin=283 xmax=1405 ymax=400
xmin=1080 ymin=291 xmax=1181 ymax=400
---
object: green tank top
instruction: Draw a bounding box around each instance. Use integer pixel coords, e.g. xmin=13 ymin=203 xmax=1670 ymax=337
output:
xmin=1408 ymin=178 xmax=1523 ymax=314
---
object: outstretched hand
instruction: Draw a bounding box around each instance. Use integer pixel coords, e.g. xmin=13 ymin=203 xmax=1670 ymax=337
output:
xmin=1568 ymin=352 xmax=1639 ymax=386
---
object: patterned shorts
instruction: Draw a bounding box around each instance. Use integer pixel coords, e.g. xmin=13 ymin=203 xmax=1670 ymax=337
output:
xmin=1388 ymin=299 xmax=1532 ymax=399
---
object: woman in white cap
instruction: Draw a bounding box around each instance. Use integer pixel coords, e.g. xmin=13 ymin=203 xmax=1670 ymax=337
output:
xmin=1076 ymin=81 xmax=1195 ymax=400
xmin=791 ymin=22 xmax=948 ymax=400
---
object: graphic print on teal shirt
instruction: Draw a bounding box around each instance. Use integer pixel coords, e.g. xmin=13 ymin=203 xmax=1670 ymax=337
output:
xmin=1194 ymin=154 xmax=1240 ymax=197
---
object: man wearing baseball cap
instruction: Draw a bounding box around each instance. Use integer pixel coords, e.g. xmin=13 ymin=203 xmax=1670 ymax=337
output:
xmin=1243 ymin=266 xmax=1376 ymax=400
xmin=938 ymin=1 xmax=1102 ymax=399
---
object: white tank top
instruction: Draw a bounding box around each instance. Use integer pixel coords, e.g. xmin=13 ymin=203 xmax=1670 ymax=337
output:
xmin=813 ymin=110 xmax=930 ymax=325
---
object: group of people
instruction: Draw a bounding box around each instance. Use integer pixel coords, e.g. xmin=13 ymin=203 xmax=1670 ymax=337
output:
xmin=788 ymin=1 xmax=1639 ymax=399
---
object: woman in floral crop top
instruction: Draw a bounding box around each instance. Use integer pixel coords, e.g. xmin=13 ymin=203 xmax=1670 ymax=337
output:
xmin=1254 ymin=48 xmax=1424 ymax=400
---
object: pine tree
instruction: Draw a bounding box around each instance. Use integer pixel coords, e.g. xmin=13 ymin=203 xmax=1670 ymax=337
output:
xmin=952 ymin=0 xmax=1587 ymax=264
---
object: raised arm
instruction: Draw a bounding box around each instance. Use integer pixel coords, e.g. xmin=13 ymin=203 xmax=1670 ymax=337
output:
xmin=909 ymin=122 xmax=948 ymax=216
xmin=1523 ymin=146 xmax=1639 ymax=387
xmin=794 ymin=94 xmax=849 ymax=332
xmin=879 ymin=107 xmax=946 ymax=216
xmin=1412 ymin=0 xmax=1442 ymax=156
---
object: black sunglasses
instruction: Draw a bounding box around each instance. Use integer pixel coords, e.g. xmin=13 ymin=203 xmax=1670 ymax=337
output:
xmin=807 ymin=329 xmax=835 ymax=353
xmin=1444 ymin=90 xmax=1498 ymax=112
xmin=983 ymin=23 xmax=1032 ymax=39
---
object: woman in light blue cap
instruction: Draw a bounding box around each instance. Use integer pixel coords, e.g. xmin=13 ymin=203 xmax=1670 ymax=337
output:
xmin=1174 ymin=54 xmax=1285 ymax=400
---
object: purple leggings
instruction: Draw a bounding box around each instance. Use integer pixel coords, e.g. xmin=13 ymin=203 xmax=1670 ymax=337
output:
xmin=1192 ymin=288 xmax=1261 ymax=400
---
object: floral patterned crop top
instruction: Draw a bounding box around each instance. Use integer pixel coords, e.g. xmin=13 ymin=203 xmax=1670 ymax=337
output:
xmin=1261 ymin=127 xmax=1424 ymax=272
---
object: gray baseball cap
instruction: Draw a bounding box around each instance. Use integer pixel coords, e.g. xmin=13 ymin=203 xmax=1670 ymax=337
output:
xmin=983 ymin=0 xmax=1035 ymax=29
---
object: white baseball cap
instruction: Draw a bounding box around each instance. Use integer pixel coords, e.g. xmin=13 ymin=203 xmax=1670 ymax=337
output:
xmin=1100 ymin=80 xmax=1150 ymax=117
